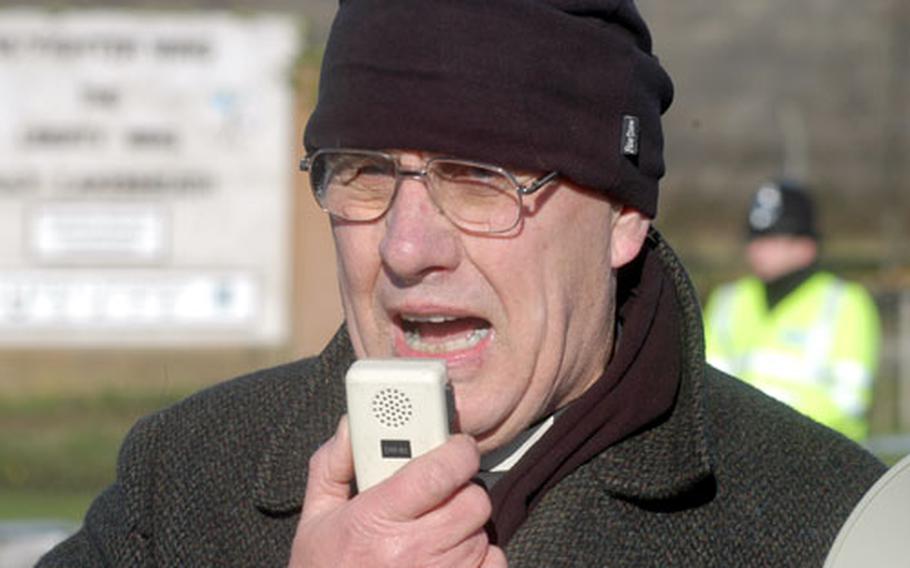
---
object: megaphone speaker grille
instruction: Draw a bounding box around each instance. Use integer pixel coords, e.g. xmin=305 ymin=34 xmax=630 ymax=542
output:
xmin=371 ymin=387 xmax=414 ymax=428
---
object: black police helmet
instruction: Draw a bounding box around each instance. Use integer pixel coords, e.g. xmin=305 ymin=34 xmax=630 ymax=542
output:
xmin=747 ymin=179 xmax=818 ymax=239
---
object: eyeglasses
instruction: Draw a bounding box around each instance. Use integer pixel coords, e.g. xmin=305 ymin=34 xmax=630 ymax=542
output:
xmin=299 ymin=149 xmax=559 ymax=234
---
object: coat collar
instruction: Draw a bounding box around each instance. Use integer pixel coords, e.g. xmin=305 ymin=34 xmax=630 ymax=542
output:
xmin=581 ymin=230 xmax=714 ymax=501
xmin=251 ymin=230 xmax=713 ymax=513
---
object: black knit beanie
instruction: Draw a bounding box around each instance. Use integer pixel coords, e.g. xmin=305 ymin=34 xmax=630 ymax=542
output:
xmin=304 ymin=0 xmax=674 ymax=218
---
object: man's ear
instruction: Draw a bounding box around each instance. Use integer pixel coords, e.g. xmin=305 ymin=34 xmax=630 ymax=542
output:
xmin=610 ymin=206 xmax=650 ymax=269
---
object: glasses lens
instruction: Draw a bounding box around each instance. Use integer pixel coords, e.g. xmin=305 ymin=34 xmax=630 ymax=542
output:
xmin=428 ymin=160 xmax=521 ymax=233
xmin=311 ymin=151 xmax=397 ymax=221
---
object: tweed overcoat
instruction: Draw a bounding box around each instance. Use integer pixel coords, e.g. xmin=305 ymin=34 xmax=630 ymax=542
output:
xmin=39 ymin=234 xmax=885 ymax=566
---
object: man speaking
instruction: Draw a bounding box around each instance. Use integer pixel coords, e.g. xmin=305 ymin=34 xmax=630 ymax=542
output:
xmin=41 ymin=1 xmax=885 ymax=566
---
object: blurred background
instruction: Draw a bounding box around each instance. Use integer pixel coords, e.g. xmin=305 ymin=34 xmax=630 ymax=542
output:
xmin=0 ymin=0 xmax=907 ymax=562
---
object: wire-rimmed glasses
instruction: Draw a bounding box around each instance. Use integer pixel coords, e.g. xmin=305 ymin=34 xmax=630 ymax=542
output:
xmin=300 ymin=149 xmax=559 ymax=234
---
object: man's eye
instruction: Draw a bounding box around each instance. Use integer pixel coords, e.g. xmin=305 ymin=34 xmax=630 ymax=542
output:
xmin=357 ymin=164 xmax=390 ymax=177
xmin=435 ymin=163 xmax=500 ymax=184
xmin=466 ymin=167 xmax=497 ymax=181
xmin=334 ymin=161 xmax=391 ymax=185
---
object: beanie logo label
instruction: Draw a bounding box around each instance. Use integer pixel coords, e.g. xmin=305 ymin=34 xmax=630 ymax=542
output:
xmin=621 ymin=115 xmax=640 ymax=156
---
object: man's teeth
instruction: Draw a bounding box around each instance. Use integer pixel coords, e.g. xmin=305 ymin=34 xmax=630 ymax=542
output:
xmin=404 ymin=327 xmax=490 ymax=353
xmin=405 ymin=315 xmax=454 ymax=323
xmin=401 ymin=315 xmax=490 ymax=353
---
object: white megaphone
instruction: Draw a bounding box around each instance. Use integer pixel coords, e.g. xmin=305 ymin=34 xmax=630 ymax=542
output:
xmin=824 ymin=452 xmax=910 ymax=567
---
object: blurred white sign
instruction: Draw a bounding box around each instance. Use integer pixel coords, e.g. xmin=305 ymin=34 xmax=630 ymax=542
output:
xmin=0 ymin=9 xmax=300 ymax=346
xmin=30 ymin=202 xmax=169 ymax=263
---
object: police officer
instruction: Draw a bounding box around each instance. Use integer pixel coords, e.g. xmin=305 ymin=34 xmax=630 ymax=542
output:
xmin=704 ymin=179 xmax=881 ymax=441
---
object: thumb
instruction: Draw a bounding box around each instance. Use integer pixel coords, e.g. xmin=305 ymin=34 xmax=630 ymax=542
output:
xmin=481 ymin=545 xmax=509 ymax=568
xmin=301 ymin=415 xmax=354 ymax=520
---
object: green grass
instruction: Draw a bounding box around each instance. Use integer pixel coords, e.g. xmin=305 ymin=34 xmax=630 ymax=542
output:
xmin=0 ymin=390 xmax=187 ymax=520
xmin=0 ymin=489 xmax=95 ymax=522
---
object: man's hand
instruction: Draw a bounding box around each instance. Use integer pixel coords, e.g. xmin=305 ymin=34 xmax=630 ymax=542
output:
xmin=289 ymin=417 xmax=506 ymax=567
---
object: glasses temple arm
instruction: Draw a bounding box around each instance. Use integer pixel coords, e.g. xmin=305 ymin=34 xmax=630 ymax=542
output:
xmin=519 ymin=171 xmax=559 ymax=196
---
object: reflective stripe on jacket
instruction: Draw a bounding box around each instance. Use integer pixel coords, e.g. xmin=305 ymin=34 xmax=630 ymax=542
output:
xmin=703 ymin=271 xmax=880 ymax=440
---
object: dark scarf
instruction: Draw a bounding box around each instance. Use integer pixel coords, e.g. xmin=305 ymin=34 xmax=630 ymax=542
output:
xmin=486 ymin=242 xmax=682 ymax=545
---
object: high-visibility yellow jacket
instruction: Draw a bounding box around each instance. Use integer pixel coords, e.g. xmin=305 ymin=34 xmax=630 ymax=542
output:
xmin=703 ymin=271 xmax=880 ymax=441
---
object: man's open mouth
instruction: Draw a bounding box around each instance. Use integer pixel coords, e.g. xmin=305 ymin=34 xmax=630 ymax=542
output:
xmin=400 ymin=315 xmax=491 ymax=354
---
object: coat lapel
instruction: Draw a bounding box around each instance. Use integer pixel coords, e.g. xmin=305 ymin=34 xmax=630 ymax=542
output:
xmin=251 ymin=327 xmax=354 ymax=514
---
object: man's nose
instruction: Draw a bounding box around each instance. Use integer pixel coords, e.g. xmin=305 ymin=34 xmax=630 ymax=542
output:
xmin=379 ymin=177 xmax=462 ymax=284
